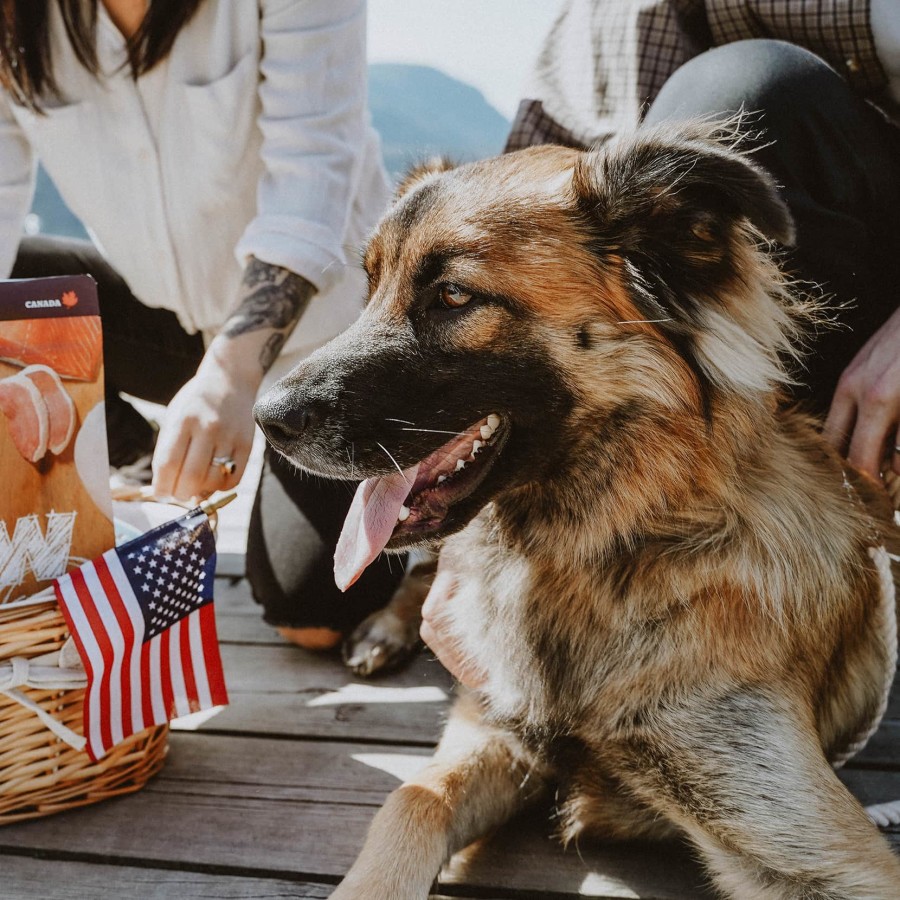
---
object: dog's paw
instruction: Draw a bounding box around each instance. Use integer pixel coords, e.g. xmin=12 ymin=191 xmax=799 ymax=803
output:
xmin=342 ymin=604 xmax=422 ymax=676
xmin=342 ymin=552 xmax=436 ymax=677
xmin=866 ymin=799 xmax=900 ymax=829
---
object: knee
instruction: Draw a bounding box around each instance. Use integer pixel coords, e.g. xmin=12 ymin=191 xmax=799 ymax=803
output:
xmin=276 ymin=625 xmax=343 ymax=650
xmin=646 ymin=39 xmax=849 ymax=129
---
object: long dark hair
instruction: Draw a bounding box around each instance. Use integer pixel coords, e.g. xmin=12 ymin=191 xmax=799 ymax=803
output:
xmin=0 ymin=0 xmax=204 ymax=112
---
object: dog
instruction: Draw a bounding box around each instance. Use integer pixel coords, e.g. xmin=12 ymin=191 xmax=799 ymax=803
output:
xmin=254 ymin=122 xmax=900 ymax=899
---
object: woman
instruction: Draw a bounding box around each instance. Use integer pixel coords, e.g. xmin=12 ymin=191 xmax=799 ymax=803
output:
xmin=0 ymin=0 xmax=400 ymax=649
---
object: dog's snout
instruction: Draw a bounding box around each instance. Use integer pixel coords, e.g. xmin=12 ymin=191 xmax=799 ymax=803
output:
xmin=254 ymin=395 xmax=321 ymax=450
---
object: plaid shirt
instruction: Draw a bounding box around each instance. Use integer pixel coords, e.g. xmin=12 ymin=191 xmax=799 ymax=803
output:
xmin=507 ymin=0 xmax=898 ymax=151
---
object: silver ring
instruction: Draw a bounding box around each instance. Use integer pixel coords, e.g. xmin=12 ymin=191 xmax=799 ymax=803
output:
xmin=211 ymin=455 xmax=236 ymax=476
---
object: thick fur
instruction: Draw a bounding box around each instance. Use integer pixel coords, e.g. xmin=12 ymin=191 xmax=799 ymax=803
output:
xmin=255 ymin=123 xmax=900 ymax=899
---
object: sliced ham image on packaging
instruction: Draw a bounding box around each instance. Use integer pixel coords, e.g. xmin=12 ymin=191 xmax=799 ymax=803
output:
xmin=0 ymin=364 xmax=77 ymax=462
xmin=0 ymin=275 xmax=114 ymax=602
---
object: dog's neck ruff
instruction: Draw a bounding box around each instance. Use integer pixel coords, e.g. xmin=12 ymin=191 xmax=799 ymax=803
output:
xmin=830 ymin=544 xmax=897 ymax=768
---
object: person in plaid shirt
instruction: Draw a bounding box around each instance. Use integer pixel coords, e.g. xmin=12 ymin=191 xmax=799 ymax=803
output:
xmin=505 ymin=0 xmax=900 ymax=486
xmin=423 ymin=0 xmax=900 ymax=687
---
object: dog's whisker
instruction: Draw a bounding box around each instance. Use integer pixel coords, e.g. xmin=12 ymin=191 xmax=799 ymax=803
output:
xmin=345 ymin=443 xmax=357 ymax=481
xmin=399 ymin=427 xmax=461 ymax=436
xmin=616 ymin=317 xmax=674 ymax=325
xmin=385 ymin=417 xmax=417 ymax=426
xmin=375 ymin=442 xmax=411 ymax=484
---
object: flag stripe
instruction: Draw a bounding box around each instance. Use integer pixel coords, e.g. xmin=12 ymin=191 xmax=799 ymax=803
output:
xmin=80 ymin=564 xmax=128 ymax=747
xmin=167 ymin=620 xmax=191 ymax=718
xmin=94 ymin=555 xmax=138 ymax=737
xmin=69 ymin=569 xmax=114 ymax=756
xmin=188 ymin=609 xmax=212 ymax=710
xmin=139 ymin=638 xmax=155 ymax=728
xmin=102 ymin=551 xmax=148 ymax=734
xmin=158 ymin=630 xmax=175 ymax=721
xmin=148 ymin=637 xmax=167 ymax=724
xmin=200 ymin=602 xmax=228 ymax=706
xmin=54 ymin=576 xmax=103 ymax=758
xmin=180 ymin=612 xmax=200 ymax=712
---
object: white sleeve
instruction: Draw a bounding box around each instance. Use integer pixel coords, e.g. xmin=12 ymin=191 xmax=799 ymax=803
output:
xmin=235 ymin=0 xmax=370 ymax=292
xmin=0 ymin=93 xmax=36 ymax=277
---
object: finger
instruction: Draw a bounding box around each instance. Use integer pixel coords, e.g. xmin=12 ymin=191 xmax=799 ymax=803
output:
xmin=419 ymin=618 xmax=450 ymax=662
xmin=847 ymin=406 xmax=894 ymax=480
xmin=172 ymin=433 xmax=217 ymax=502
xmin=822 ymin=391 xmax=856 ymax=455
xmin=420 ymin=618 xmax=486 ymax=689
xmin=421 ymin=570 xmax=456 ymax=619
xmin=208 ymin=441 xmax=253 ymax=494
xmin=151 ymin=424 xmax=190 ymax=499
xmin=226 ymin=441 xmax=253 ymax=488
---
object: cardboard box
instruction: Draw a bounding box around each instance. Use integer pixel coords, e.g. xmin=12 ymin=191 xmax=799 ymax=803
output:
xmin=0 ymin=275 xmax=114 ymax=602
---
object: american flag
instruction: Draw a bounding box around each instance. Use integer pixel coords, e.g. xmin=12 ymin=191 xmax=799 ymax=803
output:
xmin=54 ymin=509 xmax=228 ymax=761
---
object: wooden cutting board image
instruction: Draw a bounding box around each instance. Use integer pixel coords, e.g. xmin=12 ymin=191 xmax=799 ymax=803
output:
xmin=0 ymin=276 xmax=114 ymax=603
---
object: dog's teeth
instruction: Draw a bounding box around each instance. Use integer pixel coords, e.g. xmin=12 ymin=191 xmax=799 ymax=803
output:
xmin=480 ymin=425 xmax=493 ymax=440
xmin=487 ymin=414 xmax=501 ymax=430
xmin=397 ymin=505 xmax=410 ymax=522
xmin=456 ymin=459 xmax=467 ymax=471
xmin=437 ymin=474 xmax=447 ymax=484
xmin=473 ymin=440 xmax=484 ymax=453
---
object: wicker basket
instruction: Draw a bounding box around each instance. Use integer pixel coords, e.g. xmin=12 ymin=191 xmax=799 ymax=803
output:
xmin=0 ymin=599 xmax=168 ymax=824
xmin=0 ymin=489 xmax=229 ymax=824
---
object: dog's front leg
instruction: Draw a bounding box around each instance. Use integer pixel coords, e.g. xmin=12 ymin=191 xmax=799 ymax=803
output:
xmin=636 ymin=690 xmax=900 ymax=899
xmin=331 ymin=691 xmax=548 ymax=900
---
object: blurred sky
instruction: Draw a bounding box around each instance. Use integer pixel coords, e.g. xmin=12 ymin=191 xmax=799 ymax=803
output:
xmin=368 ymin=0 xmax=562 ymax=119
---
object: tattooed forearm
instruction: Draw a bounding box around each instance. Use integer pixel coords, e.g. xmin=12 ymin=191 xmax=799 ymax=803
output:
xmin=259 ymin=332 xmax=287 ymax=372
xmin=221 ymin=257 xmax=316 ymax=372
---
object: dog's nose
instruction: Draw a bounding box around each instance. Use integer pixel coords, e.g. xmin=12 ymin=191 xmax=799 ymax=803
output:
xmin=253 ymin=397 xmax=319 ymax=450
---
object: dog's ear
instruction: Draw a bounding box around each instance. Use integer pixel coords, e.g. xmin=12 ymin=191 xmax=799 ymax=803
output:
xmin=395 ymin=157 xmax=456 ymax=201
xmin=573 ymin=123 xmax=804 ymax=398
xmin=573 ymin=122 xmax=794 ymax=263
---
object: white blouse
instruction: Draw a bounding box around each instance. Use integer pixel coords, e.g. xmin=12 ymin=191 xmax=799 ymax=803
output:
xmin=0 ymin=0 xmax=391 ymax=368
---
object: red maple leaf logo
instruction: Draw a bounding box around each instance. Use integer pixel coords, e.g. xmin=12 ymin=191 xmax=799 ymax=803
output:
xmin=61 ymin=290 xmax=78 ymax=308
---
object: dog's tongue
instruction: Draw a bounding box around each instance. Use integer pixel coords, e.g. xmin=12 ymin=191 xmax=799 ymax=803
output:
xmin=334 ymin=464 xmax=419 ymax=591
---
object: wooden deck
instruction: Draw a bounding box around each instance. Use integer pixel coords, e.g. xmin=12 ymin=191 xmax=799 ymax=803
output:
xmin=0 ymin=574 xmax=897 ymax=899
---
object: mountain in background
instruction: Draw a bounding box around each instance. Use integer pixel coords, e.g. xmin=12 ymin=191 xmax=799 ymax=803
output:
xmin=368 ymin=63 xmax=510 ymax=177
xmin=28 ymin=64 xmax=510 ymax=239
xmin=30 ymin=166 xmax=87 ymax=239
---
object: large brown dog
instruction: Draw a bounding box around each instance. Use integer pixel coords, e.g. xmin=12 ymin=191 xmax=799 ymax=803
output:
xmin=254 ymin=123 xmax=900 ymax=899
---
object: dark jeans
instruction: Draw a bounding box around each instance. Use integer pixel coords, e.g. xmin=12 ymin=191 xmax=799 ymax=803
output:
xmin=11 ymin=235 xmax=402 ymax=632
xmin=644 ymin=39 xmax=900 ymax=417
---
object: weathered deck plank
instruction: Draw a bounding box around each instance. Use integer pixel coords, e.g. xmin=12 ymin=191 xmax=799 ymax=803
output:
xmin=203 ymin=642 xmax=453 ymax=744
xmin=0 ymin=856 xmax=334 ymax=900
xmin=0 ymin=857 xmax=516 ymax=900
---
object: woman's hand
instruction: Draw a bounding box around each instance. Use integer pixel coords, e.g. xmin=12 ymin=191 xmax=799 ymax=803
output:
xmin=420 ymin=568 xmax=488 ymax=689
xmin=823 ymin=305 xmax=900 ymax=479
xmin=151 ymin=350 xmax=258 ymax=501
xmin=151 ymin=257 xmax=316 ymax=501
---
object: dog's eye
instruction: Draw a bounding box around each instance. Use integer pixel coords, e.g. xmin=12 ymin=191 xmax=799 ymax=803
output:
xmin=439 ymin=283 xmax=474 ymax=309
